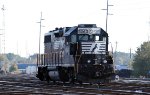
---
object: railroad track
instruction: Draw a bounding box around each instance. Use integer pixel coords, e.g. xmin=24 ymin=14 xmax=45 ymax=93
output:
xmin=0 ymin=74 xmax=150 ymax=95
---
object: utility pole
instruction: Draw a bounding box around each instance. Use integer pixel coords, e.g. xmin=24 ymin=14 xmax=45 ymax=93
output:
xmin=1 ymin=5 xmax=6 ymax=74
xmin=109 ymin=42 xmax=113 ymax=54
xmin=102 ymin=0 xmax=113 ymax=32
xmin=129 ymin=48 xmax=132 ymax=59
xmin=149 ymin=17 xmax=150 ymax=41
xmin=148 ymin=17 xmax=150 ymax=41
xmin=128 ymin=48 xmax=132 ymax=69
xmin=17 ymin=41 xmax=18 ymax=55
xmin=1 ymin=5 xmax=6 ymax=54
xmin=0 ymin=33 xmax=3 ymax=54
xmin=115 ymin=41 xmax=118 ymax=53
xmin=114 ymin=41 xmax=118 ymax=64
xmin=37 ymin=12 xmax=44 ymax=65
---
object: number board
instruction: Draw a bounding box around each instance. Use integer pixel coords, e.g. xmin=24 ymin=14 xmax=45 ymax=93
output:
xmin=78 ymin=28 xmax=101 ymax=35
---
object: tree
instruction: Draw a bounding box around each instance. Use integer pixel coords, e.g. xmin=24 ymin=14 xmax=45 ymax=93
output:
xmin=0 ymin=54 xmax=10 ymax=73
xmin=6 ymin=53 xmax=27 ymax=63
xmin=132 ymin=41 xmax=150 ymax=77
xmin=9 ymin=63 xmax=18 ymax=72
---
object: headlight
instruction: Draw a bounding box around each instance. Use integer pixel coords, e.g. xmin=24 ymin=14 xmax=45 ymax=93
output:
xmin=87 ymin=60 xmax=91 ymax=63
xmin=103 ymin=60 xmax=107 ymax=63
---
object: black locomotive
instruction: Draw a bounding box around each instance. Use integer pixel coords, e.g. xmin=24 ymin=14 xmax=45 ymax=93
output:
xmin=36 ymin=24 xmax=114 ymax=83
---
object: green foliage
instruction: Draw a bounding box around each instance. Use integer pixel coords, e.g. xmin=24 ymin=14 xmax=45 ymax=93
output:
xmin=0 ymin=53 xmax=37 ymax=73
xmin=0 ymin=53 xmax=37 ymax=64
xmin=9 ymin=63 xmax=18 ymax=72
xmin=0 ymin=54 xmax=9 ymax=62
xmin=6 ymin=53 xmax=27 ymax=63
xmin=6 ymin=53 xmax=15 ymax=61
xmin=132 ymin=41 xmax=150 ymax=77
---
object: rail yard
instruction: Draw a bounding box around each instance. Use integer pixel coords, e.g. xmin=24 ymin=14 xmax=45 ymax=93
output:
xmin=0 ymin=74 xmax=149 ymax=95
xmin=0 ymin=0 xmax=150 ymax=94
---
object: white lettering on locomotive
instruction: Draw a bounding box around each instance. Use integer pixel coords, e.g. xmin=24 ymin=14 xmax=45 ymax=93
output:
xmin=78 ymin=28 xmax=101 ymax=35
xmin=53 ymin=37 xmax=65 ymax=50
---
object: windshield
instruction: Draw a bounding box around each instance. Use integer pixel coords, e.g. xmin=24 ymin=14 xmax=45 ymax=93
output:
xmin=78 ymin=35 xmax=88 ymax=41
xmin=78 ymin=34 xmax=106 ymax=41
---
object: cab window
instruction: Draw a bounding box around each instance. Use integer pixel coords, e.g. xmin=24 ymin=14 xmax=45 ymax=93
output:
xmin=95 ymin=35 xmax=106 ymax=41
xmin=95 ymin=36 xmax=99 ymax=41
xmin=71 ymin=35 xmax=76 ymax=42
xmin=103 ymin=37 xmax=106 ymax=41
xmin=78 ymin=35 xmax=88 ymax=41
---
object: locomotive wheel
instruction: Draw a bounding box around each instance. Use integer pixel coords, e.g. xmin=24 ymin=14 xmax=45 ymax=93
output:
xmin=53 ymin=81 xmax=56 ymax=84
xmin=39 ymin=74 xmax=44 ymax=81
xmin=69 ymin=77 xmax=75 ymax=84
xmin=89 ymin=82 xmax=92 ymax=85
xmin=68 ymin=73 xmax=75 ymax=84
xmin=43 ymin=70 xmax=48 ymax=81
xmin=78 ymin=81 xmax=83 ymax=85
xmin=104 ymin=77 xmax=111 ymax=83
xmin=45 ymin=71 xmax=50 ymax=83
xmin=97 ymin=83 xmax=102 ymax=88
xmin=46 ymin=77 xmax=50 ymax=83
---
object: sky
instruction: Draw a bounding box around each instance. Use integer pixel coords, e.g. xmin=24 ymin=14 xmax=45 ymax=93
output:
xmin=0 ymin=0 xmax=150 ymax=57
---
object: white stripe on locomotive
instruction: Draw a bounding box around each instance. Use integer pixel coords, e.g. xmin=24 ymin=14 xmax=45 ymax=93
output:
xmin=81 ymin=42 xmax=106 ymax=54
